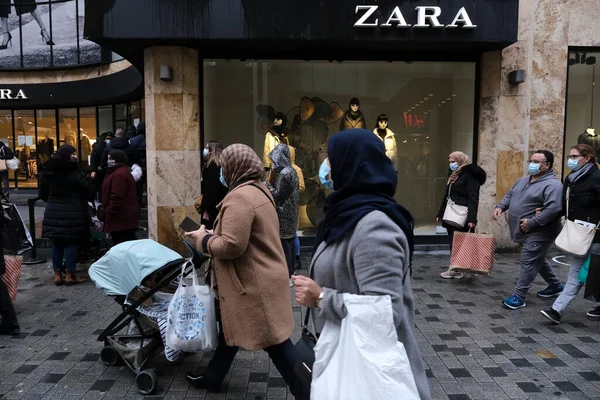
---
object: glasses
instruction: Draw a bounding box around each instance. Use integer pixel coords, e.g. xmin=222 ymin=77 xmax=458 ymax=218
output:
xmin=567 ymin=154 xmax=583 ymax=160
xmin=529 ymin=160 xmax=547 ymax=164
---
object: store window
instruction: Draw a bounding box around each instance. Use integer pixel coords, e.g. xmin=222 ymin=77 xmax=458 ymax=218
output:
xmin=58 ymin=108 xmax=78 ymax=150
xmin=13 ymin=110 xmax=36 ymax=188
xmin=36 ymin=109 xmax=57 ymax=166
xmin=0 ymin=110 xmax=15 ymax=185
xmin=565 ymin=50 xmax=599 ymax=172
xmin=203 ymin=60 xmax=476 ymax=235
xmin=98 ymin=105 xmax=113 ymax=135
xmin=79 ymin=107 xmax=96 ymax=167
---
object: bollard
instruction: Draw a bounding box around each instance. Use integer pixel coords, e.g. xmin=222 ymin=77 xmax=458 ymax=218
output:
xmin=22 ymin=197 xmax=47 ymax=265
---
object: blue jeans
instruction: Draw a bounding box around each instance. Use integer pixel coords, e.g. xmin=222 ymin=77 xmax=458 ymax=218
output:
xmin=553 ymin=243 xmax=600 ymax=314
xmin=51 ymin=240 xmax=78 ymax=273
xmin=294 ymin=234 xmax=300 ymax=257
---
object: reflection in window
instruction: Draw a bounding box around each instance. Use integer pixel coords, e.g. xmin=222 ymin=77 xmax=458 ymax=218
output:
xmin=98 ymin=105 xmax=113 ymax=135
xmin=565 ymin=51 xmax=599 ymax=171
xmin=0 ymin=110 xmax=15 ymax=186
xmin=36 ymin=109 xmax=56 ymax=166
xmin=203 ymin=60 xmax=476 ymax=235
xmin=13 ymin=110 xmax=37 ymax=187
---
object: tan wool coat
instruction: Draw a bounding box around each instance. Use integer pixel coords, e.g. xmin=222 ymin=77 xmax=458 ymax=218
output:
xmin=203 ymin=180 xmax=294 ymax=350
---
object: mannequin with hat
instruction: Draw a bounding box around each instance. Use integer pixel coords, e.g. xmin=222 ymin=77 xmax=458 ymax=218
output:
xmin=340 ymin=98 xmax=367 ymax=131
xmin=263 ymin=112 xmax=289 ymax=170
xmin=373 ymin=114 xmax=398 ymax=170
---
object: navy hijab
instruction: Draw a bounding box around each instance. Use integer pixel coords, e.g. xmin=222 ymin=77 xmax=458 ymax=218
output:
xmin=314 ymin=129 xmax=414 ymax=263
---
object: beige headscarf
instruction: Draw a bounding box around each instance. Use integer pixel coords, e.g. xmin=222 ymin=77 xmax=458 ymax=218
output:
xmin=447 ymin=151 xmax=470 ymax=185
xmin=221 ymin=144 xmax=265 ymax=188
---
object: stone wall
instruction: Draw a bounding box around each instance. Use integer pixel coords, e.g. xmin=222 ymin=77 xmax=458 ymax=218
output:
xmin=144 ymin=47 xmax=202 ymax=254
xmin=477 ymin=0 xmax=600 ymax=247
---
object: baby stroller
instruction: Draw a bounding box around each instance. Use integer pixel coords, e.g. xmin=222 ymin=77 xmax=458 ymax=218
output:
xmin=89 ymin=239 xmax=206 ymax=394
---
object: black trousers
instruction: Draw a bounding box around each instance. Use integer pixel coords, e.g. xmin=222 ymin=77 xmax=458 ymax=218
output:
xmin=111 ymin=230 xmax=137 ymax=246
xmin=281 ymin=238 xmax=295 ymax=278
xmin=205 ymin=305 xmax=306 ymax=399
xmin=0 ymin=278 xmax=16 ymax=325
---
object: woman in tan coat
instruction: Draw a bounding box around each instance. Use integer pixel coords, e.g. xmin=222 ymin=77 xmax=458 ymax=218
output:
xmin=184 ymin=144 xmax=300 ymax=397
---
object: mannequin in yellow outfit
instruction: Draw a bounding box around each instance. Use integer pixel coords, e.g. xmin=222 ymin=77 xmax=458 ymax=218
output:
xmin=263 ymin=112 xmax=289 ymax=170
xmin=373 ymin=114 xmax=398 ymax=171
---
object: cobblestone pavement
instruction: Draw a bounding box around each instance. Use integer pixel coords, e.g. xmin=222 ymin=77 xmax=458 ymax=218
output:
xmin=1 ymin=250 xmax=600 ymax=400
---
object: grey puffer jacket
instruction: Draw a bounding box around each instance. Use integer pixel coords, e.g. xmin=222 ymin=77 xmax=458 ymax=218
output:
xmin=267 ymin=144 xmax=299 ymax=239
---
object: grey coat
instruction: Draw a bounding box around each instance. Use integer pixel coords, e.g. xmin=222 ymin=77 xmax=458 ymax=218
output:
xmin=496 ymin=171 xmax=563 ymax=244
xmin=310 ymin=210 xmax=432 ymax=400
xmin=266 ymin=144 xmax=299 ymax=239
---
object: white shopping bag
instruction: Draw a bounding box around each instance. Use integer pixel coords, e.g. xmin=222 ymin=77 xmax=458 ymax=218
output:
xmin=166 ymin=262 xmax=218 ymax=352
xmin=311 ymin=294 xmax=420 ymax=400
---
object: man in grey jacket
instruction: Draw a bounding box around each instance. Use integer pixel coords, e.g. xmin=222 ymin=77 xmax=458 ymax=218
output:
xmin=493 ymin=150 xmax=564 ymax=310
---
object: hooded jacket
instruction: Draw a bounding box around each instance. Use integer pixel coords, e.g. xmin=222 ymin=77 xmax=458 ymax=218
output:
xmin=437 ymin=164 xmax=487 ymax=226
xmin=266 ymin=144 xmax=299 ymax=239
xmin=101 ymin=163 xmax=139 ymax=233
xmin=39 ymin=157 xmax=94 ymax=240
xmin=373 ymin=128 xmax=398 ymax=169
xmin=497 ymin=170 xmax=563 ymax=243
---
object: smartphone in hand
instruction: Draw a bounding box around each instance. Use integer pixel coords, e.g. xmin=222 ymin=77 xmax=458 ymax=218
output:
xmin=179 ymin=216 xmax=201 ymax=233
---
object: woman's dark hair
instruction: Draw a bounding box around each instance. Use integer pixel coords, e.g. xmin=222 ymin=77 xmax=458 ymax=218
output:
xmin=274 ymin=112 xmax=287 ymax=126
xmin=349 ymin=98 xmax=360 ymax=107
xmin=572 ymin=144 xmax=600 ymax=169
xmin=109 ymin=149 xmax=128 ymax=165
xmin=375 ymin=114 xmax=388 ymax=128
xmin=534 ymin=150 xmax=554 ymax=169
xmin=206 ymin=141 xmax=224 ymax=167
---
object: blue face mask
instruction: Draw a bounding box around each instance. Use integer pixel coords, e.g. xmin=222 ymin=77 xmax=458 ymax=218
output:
xmin=449 ymin=162 xmax=459 ymax=172
xmin=318 ymin=159 xmax=334 ymax=190
xmin=528 ymin=162 xmax=541 ymax=175
xmin=219 ymin=168 xmax=228 ymax=188
xmin=568 ymin=159 xmax=581 ymax=171
xmin=107 ymin=160 xmax=116 ymax=168
xmin=203 ymin=148 xmax=209 ymax=157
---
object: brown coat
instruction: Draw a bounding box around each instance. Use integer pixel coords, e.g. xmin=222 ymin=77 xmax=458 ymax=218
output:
xmin=204 ymin=180 xmax=294 ymax=350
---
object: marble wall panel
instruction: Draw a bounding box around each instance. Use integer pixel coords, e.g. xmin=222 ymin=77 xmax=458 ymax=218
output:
xmin=153 ymin=93 xmax=184 ymax=151
xmin=518 ymin=0 xmax=537 ymax=41
xmin=496 ymin=149 xmax=525 ymax=203
xmin=568 ymin=0 xmax=600 ymax=46
xmin=157 ymin=206 xmax=200 ymax=254
xmin=497 ymin=96 xmax=530 ymax=152
xmin=147 ymin=47 xmax=184 ymax=95
xmin=183 ymin=94 xmax=200 ymax=151
xmin=481 ymin=51 xmax=502 ymax=99
xmin=533 ymin=0 xmax=570 ymax=46
xmin=500 ymin=41 xmax=532 ymax=97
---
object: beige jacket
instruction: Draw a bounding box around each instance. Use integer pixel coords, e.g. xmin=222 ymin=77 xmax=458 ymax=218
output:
xmin=263 ymin=132 xmax=281 ymax=169
xmin=373 ymin=128 xmax=398 ymax=169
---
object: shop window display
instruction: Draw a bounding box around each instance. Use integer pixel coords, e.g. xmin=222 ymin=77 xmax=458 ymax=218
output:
xmin=203 ymin=60 xmax=476 ymax=236
xmin=13 ymin=110 xmax=37 ymax=187
xmin=565 ymin=51 xmax=599 ymax=170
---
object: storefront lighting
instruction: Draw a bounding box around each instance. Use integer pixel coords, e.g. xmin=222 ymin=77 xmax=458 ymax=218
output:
xmin=441 ymin=101 xmax=446 ymax=104
xmin=446 ymin=97 xmax=451 ymax=100
xmin=428 ymin=94 xmax=434 ymax=96
xmin=452 ymin=94 xmax=457 ymax=97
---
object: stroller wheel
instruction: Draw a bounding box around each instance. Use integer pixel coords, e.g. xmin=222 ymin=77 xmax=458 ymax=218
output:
xmin=100 ymin=346 xmax=120 ymax=366
xmin=136 ymin=370 xmax=158 ymax=395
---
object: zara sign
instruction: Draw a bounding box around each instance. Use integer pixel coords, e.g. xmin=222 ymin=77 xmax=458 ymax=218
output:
xmin=0 ymin=89 xmax=28 ymax=100
xmin=354 ymin=5 xmax=476 ymax=29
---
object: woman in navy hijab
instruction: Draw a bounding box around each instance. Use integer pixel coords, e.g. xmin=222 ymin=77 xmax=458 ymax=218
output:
xmin=293 ymin=129 xmax=431 ymax=399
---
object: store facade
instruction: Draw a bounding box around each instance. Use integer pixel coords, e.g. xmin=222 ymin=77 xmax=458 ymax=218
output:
xmin=82 ymin=0 xmax=599 ymax=249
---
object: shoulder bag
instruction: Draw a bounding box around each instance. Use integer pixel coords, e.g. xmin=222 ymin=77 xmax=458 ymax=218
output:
xmin=442 ymin=183 xmax=468 ymax=228
xmin=555 ymin=187 xmax=598 ymax=256
xmin=294 ymin=290 xmax=317 ymax=397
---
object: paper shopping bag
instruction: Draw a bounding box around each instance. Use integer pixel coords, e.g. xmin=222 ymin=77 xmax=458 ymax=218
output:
xmin=449 ymin=231 xmax=496 ymax=275
xmin=1 ymin=256 xmax=22 ymax=303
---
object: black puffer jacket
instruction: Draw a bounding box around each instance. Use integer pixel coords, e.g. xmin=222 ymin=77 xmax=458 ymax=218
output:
xmin=266 ymin=144 xmax=299 ymax=239
xmin=39 ymin=157 xmax=95 ymax=241
xmin=437 ymin=164 xmax=487 ymax=226
xmin=563 ymin=166 xmax=600 ymax=243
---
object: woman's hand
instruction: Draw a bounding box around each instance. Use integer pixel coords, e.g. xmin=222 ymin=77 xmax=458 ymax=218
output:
xmin=292 ymin=275 xmax=323 ymax=307
xmin=184 ymin=225 xmax=209 ymax=248
xmin=468 ymin=222 xmax=476 ymax=229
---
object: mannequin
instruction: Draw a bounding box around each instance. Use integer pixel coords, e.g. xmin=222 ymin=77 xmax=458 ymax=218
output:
xmin=63 ymin=123 xmax=77 ymax=148
xmin=373 ymin=114 xmax=398 ymax=170
xmin=578 ymin=127 xmax=600 ymax=158
xmin=263 ymin=112 xmax=288 ymax=169
xmin=80 ymin=129 xmax=92 ymax=162
xmin=339 ymin=98 xmax=367 ymax=131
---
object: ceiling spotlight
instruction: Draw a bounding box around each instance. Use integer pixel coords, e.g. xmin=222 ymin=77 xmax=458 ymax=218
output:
xmin=428 ymin=94 xmax=434 ymax=96
xmin=446 ymin=97 xmax=451 ymax=100
xmin=452 ymin=94 xmax=457 ymax=97
xmin=419 ymin=101 xmax=424 ymax=104
xmin=426 ymin=136 xmax=429 ymax=139
xmin=441 ymin=101 xmax=446 ymax=104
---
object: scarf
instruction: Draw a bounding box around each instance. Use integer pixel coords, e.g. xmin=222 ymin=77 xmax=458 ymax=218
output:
xmin=567 ymin=161 xmax=596 ymax=184
xmin=221 ymin=144 xmax=265 ymax=190
xmin=447 ymin=151 xmax=470 ymax=185
xmin=314 ymin=129 xmax=414 ymax=264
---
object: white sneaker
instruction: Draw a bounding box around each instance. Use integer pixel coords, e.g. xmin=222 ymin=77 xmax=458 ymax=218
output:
xmin=440 ymin=270 xmax=463 ymax=279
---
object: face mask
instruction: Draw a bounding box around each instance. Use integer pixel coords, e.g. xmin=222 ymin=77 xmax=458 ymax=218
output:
xmin=219 ymin=168 xmax=228 ymax=188
xmin=449 ymin=162 xmax=459 ymax=172
xmin=105 ymin=139 xmax=111 ymax=144
xmin=319 ymin=159 xmax=334 ymax=190
xmin=568 ymin=159 xmax=581 ymax=171
xmin=528 ymin=162 xmax=541 ymax=175
xmin=203 ymin=148 xmax=209 ymax=157
xmin=107 ymin=160 xmax=116 ymax=168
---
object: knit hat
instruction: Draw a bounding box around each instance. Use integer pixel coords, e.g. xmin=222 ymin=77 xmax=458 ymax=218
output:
xmin=109 ymin=149 xmax=128 ymax=165
xmin=56 ymin=145 xmax=76 ymax=160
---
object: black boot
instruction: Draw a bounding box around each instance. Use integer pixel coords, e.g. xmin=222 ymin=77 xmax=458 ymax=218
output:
xmin=0 ymin=321 xmax=20 ymax=336
xmin=185 ymin=373 xmax=222 ymax=392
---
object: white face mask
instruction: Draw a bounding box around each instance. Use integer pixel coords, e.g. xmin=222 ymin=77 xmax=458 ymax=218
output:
xmin=203 ymin=148 xmax=209 ymax=157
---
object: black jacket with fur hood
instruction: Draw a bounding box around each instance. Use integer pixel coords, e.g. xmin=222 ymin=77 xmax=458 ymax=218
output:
xmin=437 ymin=164 xmax=487 ymax=226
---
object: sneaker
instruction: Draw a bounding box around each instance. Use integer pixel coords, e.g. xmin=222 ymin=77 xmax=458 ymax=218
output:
xmin=440 ymin=270 xmax=463 ymax=279
xmin=537 ymin=284 xmax=564 ymax=299
xmin=586 ymin=307 xmax=600 ymax=318
xmin=541 ymin=309 xmax=561 ymax=324
xmin=503 ymin=295 xmax=526 ymax=310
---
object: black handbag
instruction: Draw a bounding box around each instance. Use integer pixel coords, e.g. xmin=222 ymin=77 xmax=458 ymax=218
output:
xmin=294 ymin=262 xmax=318 ymax=396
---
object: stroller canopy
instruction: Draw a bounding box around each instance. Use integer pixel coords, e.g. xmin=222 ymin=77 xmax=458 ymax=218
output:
xmin=89 ymin=239 xmax=183 ymax=296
